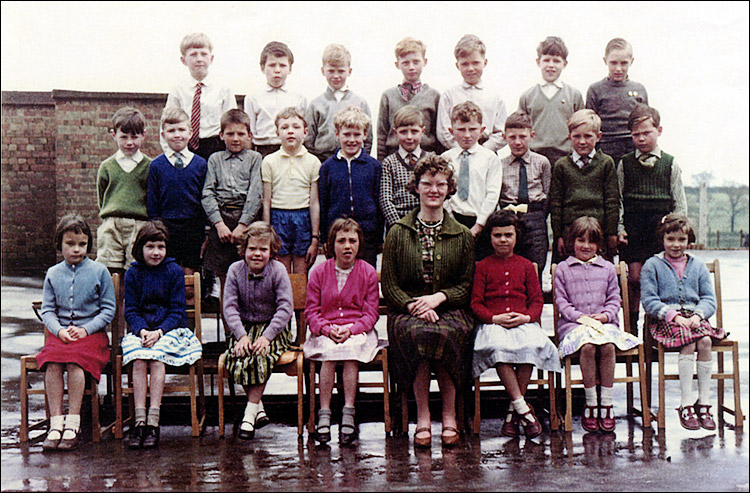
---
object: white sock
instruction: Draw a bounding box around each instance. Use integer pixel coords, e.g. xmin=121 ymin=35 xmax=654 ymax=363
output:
xmin=696 ymin=360 xmax=713 ymax=405
xmin=258 ymin=400 xmax=265 ymax=414
xmin=584 ymin=386 xmax=598 ymax=407
xmin=678 ymin=353 xmax=696 ymax=407
xmin=242 ymin=401 xmax=259 ymax=430
xmin=600 ymin=386 xmax=614 ymax=407
xmin=50 ymin=415 xmax=65 ymax=432
xmin=62 ymin=414 xmax=80 ymax=439
xmin=512 ymin=397 xmax=530 ymax=416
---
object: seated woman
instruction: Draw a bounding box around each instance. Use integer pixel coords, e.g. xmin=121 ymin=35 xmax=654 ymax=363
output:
xmin=303 ymin=218 xmax=381 ymax=446
xmin=381 ymin=154 xmax=475 ymax=448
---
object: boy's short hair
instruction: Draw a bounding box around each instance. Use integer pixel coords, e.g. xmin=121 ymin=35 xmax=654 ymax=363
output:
xmin=406 ymin=153 xmax=457 ymax=199
xmin=132 ymin=220 xmax=170 ymax=264
xmin=160 ymin=106 xmax=189 ymax=129
xmin=454 ymin=34 xmax=486 ymax=60
xmin=333 ymin=106 xmax=370 ymax=133
xmin=54 ymin=213 xmax=93 ymax=254
xmin=395 ymin=37 xmax=426 ymax=59
xmin=564 ymin=216 xmax=604 ymax=256
xmin=111 ymin=107 xmax=146 ymax=135
xmin=536 ymin=36 xmax=569 ymax=60
xmin=274 ymin=107 xmax=307 ymax=129
xmin=604 ymin=37 xmax=632 ymax=57
xmin=180 ymin=33 xmax=213 ymax=56
xmin=504 ymin=111 xmax=533 ymax=131
xmin=483 ymin=210 xmax=526 ymax=249
xmin=655 ymin=213 xmax=696 ymax=244
xmin=220 ymin=108 xmax=252 ymax=134
xmin=393 ymin=105 xmax=425 ymax=129
xmin=628 ymin=103 xmax=661 ymax=130
xmin=325 ymin=218 xmax=364 ymax=260
xmin=260 ymin=41 xmax=294 ymax=68
xmin=568 ymin=109 xmax=601 ymax=133
xmin=322 ymin=43 xmax=351 ymax=67
xmin=237 ymin=221 xmax=282 ymax=258
xmin=450 ymin=101 xmax=483 ymax=125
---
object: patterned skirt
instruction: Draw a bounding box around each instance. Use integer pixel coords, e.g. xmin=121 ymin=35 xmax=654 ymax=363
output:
xmin=647 ymin=309 xmax=726 ymax=349
xmin=303 ymin=329 xmax=386 ymax=363
xmin=558 ymin=323 xmax=641 ymax=358
xmin=121 ymin=328 xmax=203 ymax=367
xmin=387 ymin=308 xmax=475 ymax=389
xmin=36 ymin=330 xmax=110 ymax=382
xmin=472 ymin=322 xmax=561 ymax=378
xmin=223 ymin=321 xmax=292 ymax=386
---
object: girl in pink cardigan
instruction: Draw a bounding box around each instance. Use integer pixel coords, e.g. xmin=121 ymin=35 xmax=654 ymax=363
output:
xmin=303 ymin=218 xmax=382 ymax=445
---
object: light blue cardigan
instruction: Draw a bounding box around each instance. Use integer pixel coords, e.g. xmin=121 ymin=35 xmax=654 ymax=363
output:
xmin=640 ymin=252 xmax=716 ymax=321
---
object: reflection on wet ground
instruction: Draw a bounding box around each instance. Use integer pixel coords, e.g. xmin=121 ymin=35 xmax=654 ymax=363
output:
xmin=2 ymin=250 xmax=749 ymax=491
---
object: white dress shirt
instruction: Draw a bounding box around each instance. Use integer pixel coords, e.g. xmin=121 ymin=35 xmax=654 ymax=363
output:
xmin=441 ymin=143 xmax=503 ymax=226
xmin=436 ymin=81 xmax=508 ymax=152
xmin=540 ymin=79 xmax=565 ymax=99
xmin=244 ymin=84 xmax=308 ymax=146
xmin=115 ymin=149 xmax=144 ymax=173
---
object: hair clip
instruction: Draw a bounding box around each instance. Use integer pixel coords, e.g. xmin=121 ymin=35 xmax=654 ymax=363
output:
xmin=661 ymin=215 xmax=668 ymax=224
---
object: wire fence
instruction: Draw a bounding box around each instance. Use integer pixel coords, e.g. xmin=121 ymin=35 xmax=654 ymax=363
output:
xmin=701 ymin=230 xmax=749 ymax=249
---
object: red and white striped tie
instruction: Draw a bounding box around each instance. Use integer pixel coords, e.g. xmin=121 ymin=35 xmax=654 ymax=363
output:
xmin=189 ymin=82 xmax=202 ymax=151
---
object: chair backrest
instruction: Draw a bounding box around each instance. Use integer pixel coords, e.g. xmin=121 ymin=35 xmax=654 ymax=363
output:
xmin=550 ymin=261 xmax=629 ymax=343
xmin=185 ymin=272 xmax=202 ymax=342
xmin=705 ymin=259 xmax=722 ymax=330
xmin=289 ymin=273 xmax=307 ymax=346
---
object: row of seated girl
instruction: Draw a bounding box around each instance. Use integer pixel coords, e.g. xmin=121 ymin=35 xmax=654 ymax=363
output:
xmin=36 ymin=205 xmax=719 ymax=451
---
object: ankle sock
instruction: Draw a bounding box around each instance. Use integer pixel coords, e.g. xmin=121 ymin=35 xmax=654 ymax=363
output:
xmin=50 ymin=415 xmax=65 ymax=432
xmin=242 ymin=401 xmax=259 ymax=430
xmin=135 ymin=407 xmax=147 ymax=427
xmin=584 ymin=386 xmax=598 ymax=407
xmin=147 ymin=407 xmax=160 ymax=428
xmin=696 ymin=360 xmax=713 ymax=405
xmin=678 ymin=353 xmax=696 ymax=407
xmin=512 ymin=397 xmax=530 ymax=416
xmin=600 ymin=386 xmax=614 ymax=407
xmin=317 ymin=408 xmax=331 ymax=431
xmin=341 ymin=406 xmax=356 ymax=431
xmin=62 ymin=414 xmax=80 ymax=440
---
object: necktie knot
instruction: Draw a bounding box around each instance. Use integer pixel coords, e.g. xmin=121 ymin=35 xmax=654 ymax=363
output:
xmin=248 ymin=273 xmax=264 ymax=282
xmin=580 ymin=155 xmax=590 ymax=167
xmin=407 ymin=152 xmax=416 ymax=167
xmin=639 ymin=153 xmax=656 ymax=166
xmin=174 ymin=154 xmax=184 ymax=169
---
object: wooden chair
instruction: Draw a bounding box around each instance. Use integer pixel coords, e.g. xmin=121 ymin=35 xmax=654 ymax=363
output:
xmin=471 ymin=264 xmax=559 ymax=434
xmin=20 ymin=273 xmax=121 ymax=443
xmin=645 ymin=259 xmax=744 ymax=429
xmin=217 ymin=272 xmax=308 ymax=437
xmin=552 ymin=261 xmax=651 ymax=432
xmin=114 ymin=273 xmax=206 ymax=438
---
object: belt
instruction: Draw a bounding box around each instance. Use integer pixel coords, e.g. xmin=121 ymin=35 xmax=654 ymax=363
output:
xmin=499 ymin=202 xmax=546 ymax=213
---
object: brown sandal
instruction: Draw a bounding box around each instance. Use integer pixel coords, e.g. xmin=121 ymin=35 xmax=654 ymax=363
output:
xmin=414 ymin=426 xmax=432 ymax=448
xmin=441 ymin=426 xmax=460 ymax=446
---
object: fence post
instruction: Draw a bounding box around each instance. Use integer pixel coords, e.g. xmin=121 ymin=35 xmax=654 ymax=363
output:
xmin=741 ymin=230 xmax=744 ymax=248
xmin=717 ymin=230 xmax=720 ymax=247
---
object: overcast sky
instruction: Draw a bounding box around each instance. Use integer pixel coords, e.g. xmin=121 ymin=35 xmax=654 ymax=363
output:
xmin=2 ymin=1 xmax=748 ymax=185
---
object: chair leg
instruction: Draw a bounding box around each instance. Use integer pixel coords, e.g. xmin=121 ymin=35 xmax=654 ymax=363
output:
xmin=657 ymin=344 xmax=666 ymax=429
xmin=548 ymin=371 xmax=559 ymax=431
xmin=732 ymin=342 xmax=744 ymax=428
xmin=308 ymin=360 xmax=316 ymax=434
xmin=718 ymin=350 xmax=725 ymax=426
xmin=565 ymin=358 xmax=573 ymax=432
xmin=637 ymin=346 xmax=651 ymax=427
xmin=381 ymin=351 xmax=391 ymax=434
xmin=473 ymin=377 xmax=481 ymax=435
xmin=197 ymin=360 xmax=206 ymax=432
xmin=189 ymin=366 xmax=199 ymax=437
xmin=217 ymin=354 xmax=225 ymax=438
xmin=20 ymin=362 xmax=29 ymax=443
xmin=297 ymin=354 xmax=304 ymax=436
xmin=401 ymin=388 xmax=409 ymax=434
xmin=626 ymin=354 xmax=634 ymax=414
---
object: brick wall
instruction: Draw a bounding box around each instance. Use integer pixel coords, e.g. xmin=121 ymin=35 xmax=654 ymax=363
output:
xmin=2 ymin=90 xmax=170 ymax=275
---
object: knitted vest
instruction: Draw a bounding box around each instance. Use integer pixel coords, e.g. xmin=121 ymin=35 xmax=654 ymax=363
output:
xmin=621 ymin=151 xmax=673 ymax=212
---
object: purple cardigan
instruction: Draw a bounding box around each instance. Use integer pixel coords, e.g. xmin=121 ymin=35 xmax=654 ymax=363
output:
xmin=553 ymin=256 xmax=621 ymax=341
xmin=222 ymin=259 xmax=293 ymax=341
xmin=305 ymin=258 xmax=379 ymax=337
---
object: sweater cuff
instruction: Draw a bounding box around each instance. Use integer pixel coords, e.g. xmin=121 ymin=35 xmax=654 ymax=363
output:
xmin=664 ymin=310 xmax=679 ymax=323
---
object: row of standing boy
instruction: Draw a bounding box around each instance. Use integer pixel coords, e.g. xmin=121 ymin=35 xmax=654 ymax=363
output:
xmin=37 ymin=31 xmax=703 ymax=452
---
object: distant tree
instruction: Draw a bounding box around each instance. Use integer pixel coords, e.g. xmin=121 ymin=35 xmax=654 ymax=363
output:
xmin=691 ymin=170 xmax=714 ymax=187
xmin=723 ymin=182 xmax=749 ymax=232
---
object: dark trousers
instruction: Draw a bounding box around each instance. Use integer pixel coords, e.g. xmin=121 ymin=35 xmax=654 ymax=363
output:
xmin=190 ymin=135 xmax=225 ymax=161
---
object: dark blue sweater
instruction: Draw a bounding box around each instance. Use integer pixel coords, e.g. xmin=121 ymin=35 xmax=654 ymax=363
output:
xmin=124 ymin=258 xmax=187 ymax=335
xmin=318 ymin=149 xmax=383 ymax=241
xmin=147 ymin=153 xmax=207 ymax=221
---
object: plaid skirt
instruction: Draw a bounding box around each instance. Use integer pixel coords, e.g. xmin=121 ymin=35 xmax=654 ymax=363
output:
xmin=223 ymin=321 xmax=292 ymax=386
xmin=387 ymin=308 xmax=475 ymax=389
xmin=648 ymin=309 xmax=726 ymax=349
xmin=121 ymin=328 xmax=202 ymax=367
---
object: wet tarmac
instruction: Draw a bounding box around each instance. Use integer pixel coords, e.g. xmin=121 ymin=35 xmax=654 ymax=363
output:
xmin=2 ymin=250 xmax=749 ymax=492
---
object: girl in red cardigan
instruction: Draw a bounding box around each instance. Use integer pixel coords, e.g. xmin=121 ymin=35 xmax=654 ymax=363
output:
xmin=303 ymin=218 xmax=382 ymax=445
xmin=471 ymin=210 xmax=561 ymax=438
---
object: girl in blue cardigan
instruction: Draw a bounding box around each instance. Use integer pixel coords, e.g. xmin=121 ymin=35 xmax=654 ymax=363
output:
xmin=641 ymin=214 xmax=724 ymax=431
xmin=122 ymin=220 xmax=202 ymax=449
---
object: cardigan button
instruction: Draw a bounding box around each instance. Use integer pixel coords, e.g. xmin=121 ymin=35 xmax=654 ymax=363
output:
xmin=436 ymin=254 xmax=442 ymax=260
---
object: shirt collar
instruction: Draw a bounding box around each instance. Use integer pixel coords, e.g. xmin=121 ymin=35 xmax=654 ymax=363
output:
xmin=398 ymin=146 xmax=422 ymax=160
xmin=224 ymin=149 xmax=247 ymax=160
xmin=189 ymin=75 xmax=211 ymax=87
xmin=571 ymin=149 xmax=596 ymax=163
xmin=336 ymin=148 xmax=362 ymax=162
xmin=635 ymin=146 xmax=661 ymax=160
xmin=266 ymin=83 xmax=287 ymax=92
xmin=459 ymin=142 xmax=482 ymax=155
xmin=462 ymin=80 xmax=483 ymax=90
xmin=511 ymin=151 xmax=531 ymax=163
xmin=115 ymin=149 xmax=143 ymax=163
xmin=279 ymin=145 xmax=307 ymax=158
xmin=541 ymin=79 xmax=564 ymax=89
xmin=169 ymin=148 xmax=194 ymax=163
xmin=327 ymin=85 xmax=349 ymax=100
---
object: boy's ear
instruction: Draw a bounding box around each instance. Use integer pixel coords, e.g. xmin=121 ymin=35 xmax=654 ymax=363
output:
xmin=180 ymin=55 xmax=187 ymax=67
xmin=448 ymin=126 xmax=454 ymax=136
xmin=596 ymin=131 xmax=603 ymax=142
xmin=109 ymin=129 xmax=116 ymax=139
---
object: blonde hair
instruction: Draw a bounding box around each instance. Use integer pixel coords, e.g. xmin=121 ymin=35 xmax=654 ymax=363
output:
xmin=274 ymin=107 xmax=307 ymax=129
xmin=604 ymin=37 xmax=632 ymax=58
xmin=238 ymin=221 xmax=282 ymax=258
xmin=395 ymin=37 xmax=426 ymax=59
xmin=160 ymin=106 xmax=189 ymax=129
xmin=322 ymin=43 xmax=351 ymax=67
xmin=454 ymin=34 xmax=486 ymax=60
xmin=333 ymin=106 xmax=370 ymax=133
xmin=568 ymin=109 xmax=601 ymax=133
xmin=180 ymin=33 xmax=213 ymax=56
